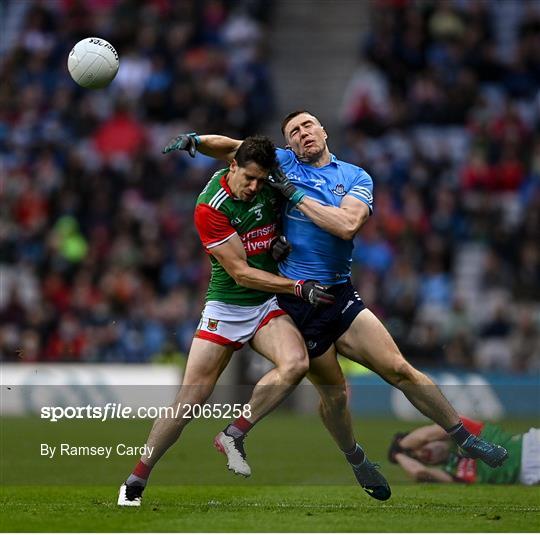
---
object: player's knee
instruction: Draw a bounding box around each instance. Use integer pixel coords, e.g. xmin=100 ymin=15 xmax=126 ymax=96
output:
xmin=386 ymin=355 xmax=416 ymax=385
xmin=278 ymin=353 xmax=309 ymax=381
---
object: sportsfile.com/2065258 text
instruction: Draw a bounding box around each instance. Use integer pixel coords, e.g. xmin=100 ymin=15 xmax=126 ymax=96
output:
xmin=40 ymin=403 xmax=252 ymax=422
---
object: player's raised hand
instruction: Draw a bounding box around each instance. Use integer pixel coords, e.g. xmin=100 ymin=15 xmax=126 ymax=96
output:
xmin=267 ymin=167 xmax=305 ymax=206
xmin=270 ymin=236 xmax=292 ymax=262
xmin=162 ymin=132 xmax=200 ymax=156
xmin=388 ymin=432 xmax=410 ymax=463
xmin=294 ymin=280 xmax=335 ymax=306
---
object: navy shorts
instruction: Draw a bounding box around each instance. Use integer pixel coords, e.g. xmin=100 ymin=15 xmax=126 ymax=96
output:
xmin=277 ymin=280 xmax=365 ymax=358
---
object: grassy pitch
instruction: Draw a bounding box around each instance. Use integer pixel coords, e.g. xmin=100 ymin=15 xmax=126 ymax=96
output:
xmin=2 ymin=484 xmax=539 ymax=532
xmin=1 ymin=415 xmax=539 ymax=532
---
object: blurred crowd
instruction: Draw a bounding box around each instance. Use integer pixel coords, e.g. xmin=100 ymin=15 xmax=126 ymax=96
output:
xmin=341 ymin=0 xmax=540 ymax=372
xmin=1 ymin=0 xmax=274 ymax=363
xmin=1 ymin=0 xmax=539 ymax=373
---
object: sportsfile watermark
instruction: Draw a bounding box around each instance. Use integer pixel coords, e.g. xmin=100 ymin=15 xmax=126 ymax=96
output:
xmin=2 ymin=383 xmax=538 ymax=486
xmin=41 ymin=403 xmax=252 ymax=423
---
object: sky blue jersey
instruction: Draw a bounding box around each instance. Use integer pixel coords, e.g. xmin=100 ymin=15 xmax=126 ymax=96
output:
xmin=276 ymin=148 xmax=374 ymax=286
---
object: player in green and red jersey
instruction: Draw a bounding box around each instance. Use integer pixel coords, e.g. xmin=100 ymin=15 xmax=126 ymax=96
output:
xmin=118 ymin=136 xmax=335 ymax=507
xmin=389 ymin=417 xmax=539 ymax=485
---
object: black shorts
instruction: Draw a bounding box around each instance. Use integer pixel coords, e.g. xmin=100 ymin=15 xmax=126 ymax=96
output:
xmin=277 ymin=280 xmax=365 ymax=358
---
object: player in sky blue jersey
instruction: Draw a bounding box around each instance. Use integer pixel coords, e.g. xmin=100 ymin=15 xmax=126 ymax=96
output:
xmin=161 ymin=112 xmax=508 ymax=496
xmin=276 ymin=145 xmax=373 ymax=285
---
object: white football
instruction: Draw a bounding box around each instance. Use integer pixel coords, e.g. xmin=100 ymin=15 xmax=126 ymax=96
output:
xmin=68 ymin=37 xmax=119 ymax=89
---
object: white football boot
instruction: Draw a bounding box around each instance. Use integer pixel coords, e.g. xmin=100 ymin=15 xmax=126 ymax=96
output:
xmin=117 ymin=483 xmax=143 ymax=506
xmin=213 ymin=431 xmax=251 ymax=477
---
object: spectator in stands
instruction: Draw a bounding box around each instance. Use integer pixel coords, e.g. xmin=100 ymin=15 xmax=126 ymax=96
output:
xmin=1 ymin=0 xmax=538 ymax=371
xmin=339 ymin=0 xmax=539 ymax=371
xmin=1 ymin=0 xmax=273 ymax=362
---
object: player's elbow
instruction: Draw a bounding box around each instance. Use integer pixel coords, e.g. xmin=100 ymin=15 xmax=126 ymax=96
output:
xmin=341 ymin=223 xmax=361 ymax=241
xmin=341 ymin=215 xmax=368 ymax=241
xmin=341 ymin=227 xmax=357 ymax=241
xmin=231 ymin=267 xmax=251 ymax=287
xmin=232 ymin=272 xmax=247 ymax=286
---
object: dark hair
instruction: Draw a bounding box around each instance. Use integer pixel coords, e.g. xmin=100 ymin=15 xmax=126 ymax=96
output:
xmin=235 ymin=135 xmax=277 ymax=170
xmin=280 ymin=110 xmax=316 ymax=136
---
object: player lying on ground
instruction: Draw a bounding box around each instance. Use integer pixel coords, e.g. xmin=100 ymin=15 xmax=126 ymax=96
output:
xmin=389 ymin=417 xmax=539 ymax=485
xmin=119 ymin=135 xmax=387 ymax=506
xmin=162 ymin=112 xmax=508 ymax=482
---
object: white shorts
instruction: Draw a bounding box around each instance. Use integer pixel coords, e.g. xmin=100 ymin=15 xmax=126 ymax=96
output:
xmin=519 ymin=428 xmax=540 ymax=485
xmin=195 ymin=297 xmax=286 ymax=349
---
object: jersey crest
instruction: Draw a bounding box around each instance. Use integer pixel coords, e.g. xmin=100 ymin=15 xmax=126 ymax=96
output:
xmin=331 ymin=183 xmax=346 ymax=196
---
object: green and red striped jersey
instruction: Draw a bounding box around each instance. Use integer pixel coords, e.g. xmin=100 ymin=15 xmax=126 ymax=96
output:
xmin=194 ymin=168 xmax=281 ymax=306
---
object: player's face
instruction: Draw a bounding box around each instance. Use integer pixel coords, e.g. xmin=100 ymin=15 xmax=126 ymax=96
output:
xmin=228 ymin=160 xmax=268 ymax=202
xmin=284 ymin=113 xmax=328 ymax=163
xmin=414 ymin=441 xmax=451 ymax=465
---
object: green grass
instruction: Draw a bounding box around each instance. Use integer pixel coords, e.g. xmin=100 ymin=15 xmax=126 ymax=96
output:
xmin=1 ymin=415 xmax=539 ymax=532
xmin=2 ymin=484 xmax=539 ymax=532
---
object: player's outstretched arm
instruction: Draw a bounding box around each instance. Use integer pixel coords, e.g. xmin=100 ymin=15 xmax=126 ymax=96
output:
xmin=399 ymin=424 xmax=449 ymax=450
xmin=395 ymin=453 xmax=453 ymax=483
xmin=209 ymin=235 xmax=334 ymax=306
xmin=196 ymin=135 xmax=242 ymax=162
xmin=162 ymin=132 xmax=242 ymax=162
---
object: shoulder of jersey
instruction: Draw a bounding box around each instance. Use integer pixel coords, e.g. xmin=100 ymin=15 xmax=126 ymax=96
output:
xmin=197 ymin=169 xmax=230 ymax=210
xmin=338 ymin=158 xmax=366 ymax=175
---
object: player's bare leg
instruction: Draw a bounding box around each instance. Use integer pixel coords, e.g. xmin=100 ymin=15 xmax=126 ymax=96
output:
xmin=118 ymin=338 xmax=234 ymax=506
xmin=337 ymin=309 xmax=462 ymax=427
xmin=307 ymin=346 xmax=355 ymax=450
xmin=336 ymin=309 xmax=508 ymax=467
xmin=307 ymin=346 xmax=391 ymax=501
xmin=143 ymin=339 xmax=234 ymax=467
xmin=248 ymin=314 xmax=309 ymax=420
xmin=216 ymin=314 xmax=309 ymax=476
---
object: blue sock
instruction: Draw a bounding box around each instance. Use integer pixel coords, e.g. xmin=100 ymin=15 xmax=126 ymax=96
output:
xmin=343 ymin=443 xmax=365 ymax=465
xmin=446 ymin=422 xmax=473 ymax=447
